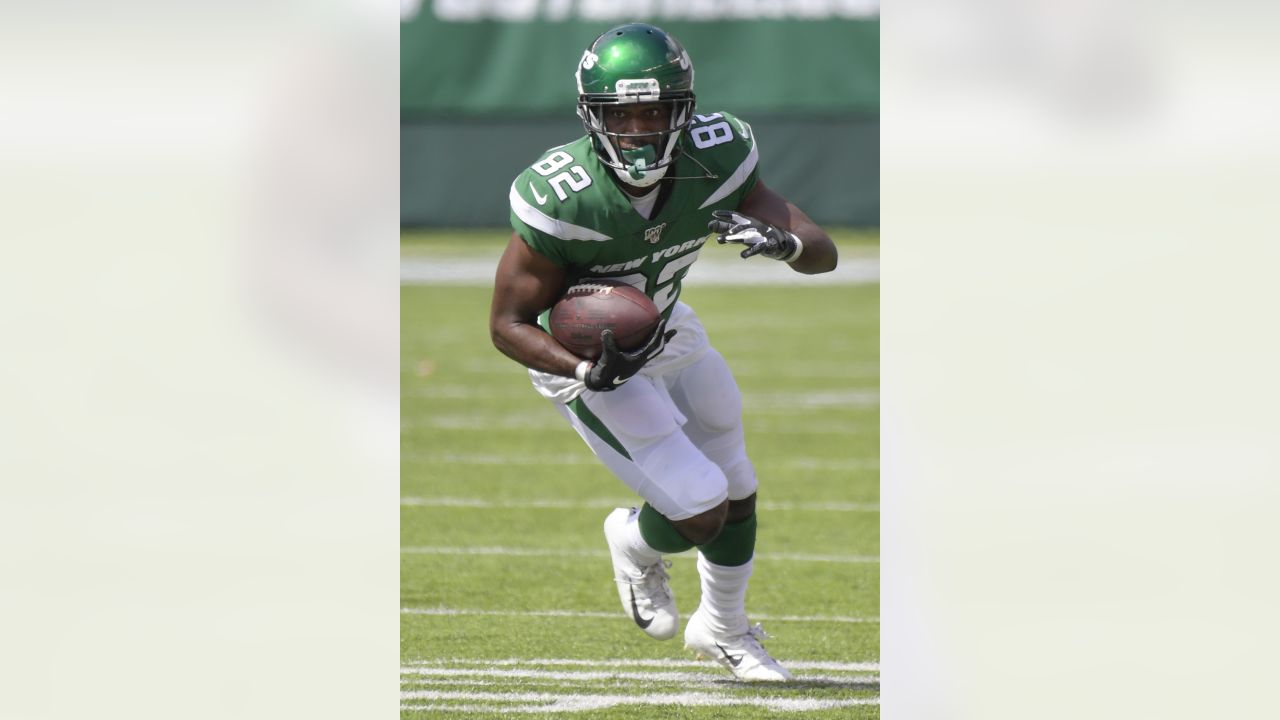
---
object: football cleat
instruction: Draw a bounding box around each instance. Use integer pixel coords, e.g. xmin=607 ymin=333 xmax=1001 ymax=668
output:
xmin=603 ymin=507 xmax=679 ymax=640
xmin=684 ymin=610 xmax=795 ymax=682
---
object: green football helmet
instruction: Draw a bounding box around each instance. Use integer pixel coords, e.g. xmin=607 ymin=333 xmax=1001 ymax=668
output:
xmin=575 ymin=23 xmax=696 ymax=188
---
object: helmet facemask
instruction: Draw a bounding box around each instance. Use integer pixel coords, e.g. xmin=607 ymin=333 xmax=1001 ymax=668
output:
xmin=574 ymin=24 xmax=696 ymax=189
xmin=577 ymin=90 xmax=695 ymax=188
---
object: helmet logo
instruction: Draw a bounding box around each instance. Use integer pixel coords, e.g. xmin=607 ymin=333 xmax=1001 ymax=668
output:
xmin=679 ymin=50 xmax=691 ymax=70
xmin=615 ymin=78 xmax=660 ymax=103
xmin=580 ymin=50 xmax=598 ymax=70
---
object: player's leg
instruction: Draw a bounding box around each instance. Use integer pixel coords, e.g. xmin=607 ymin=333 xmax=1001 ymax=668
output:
xmin=668 ymin=345 xmax=759 ymax=631
xmin=581 ymin=300 xmax=735 ymax=556
xmin=551 ymin=375 xmax=730 ymax=641
xmin=666 ymin=347 xmax=793 ymax=681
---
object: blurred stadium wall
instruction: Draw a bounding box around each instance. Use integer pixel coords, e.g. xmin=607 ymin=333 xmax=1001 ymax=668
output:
xmin=401 ymin=1 xmax=879 ymax=227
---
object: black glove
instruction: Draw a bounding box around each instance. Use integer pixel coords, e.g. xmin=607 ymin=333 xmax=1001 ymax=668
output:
xmin=708 ymin=210 xmax=803 ymax=262
xmin=582 ymin=319 xmax=677 ymax=392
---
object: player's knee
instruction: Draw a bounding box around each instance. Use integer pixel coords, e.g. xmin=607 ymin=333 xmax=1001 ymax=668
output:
xmin=721 ymin=455 xmax=757 ymax=500
xmin=673 ymin=500 xmax=728 ymax=545
xmin=697 ymin=403 xmax=741 ymax=435
xmin=727 ymin=493 xmax=756 ymax=523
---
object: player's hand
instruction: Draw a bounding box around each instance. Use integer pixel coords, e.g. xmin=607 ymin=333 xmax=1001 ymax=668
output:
xmin=708 ymin=210 xmax=803 ymax=262
xmin=583 ymin=319 xmax=677 ymax=392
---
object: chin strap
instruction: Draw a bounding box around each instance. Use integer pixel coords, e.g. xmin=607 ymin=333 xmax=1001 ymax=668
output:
xmin=662 ymin=152 xmax=717 ymax=181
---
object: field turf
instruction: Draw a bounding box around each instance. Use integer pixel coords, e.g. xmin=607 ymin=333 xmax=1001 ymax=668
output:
xmin=401 ymin=229 xmax=879 ymax=717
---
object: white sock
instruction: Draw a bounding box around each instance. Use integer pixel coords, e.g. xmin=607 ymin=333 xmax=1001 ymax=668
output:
xmin=695 ymin=552 xmax=753 ymax=636
xmin=619 ymin=507 xmax=663 ymax=566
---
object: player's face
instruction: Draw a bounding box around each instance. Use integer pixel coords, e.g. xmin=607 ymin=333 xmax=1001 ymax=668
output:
xmin=604 ymin=103 xmax=672 ymax=151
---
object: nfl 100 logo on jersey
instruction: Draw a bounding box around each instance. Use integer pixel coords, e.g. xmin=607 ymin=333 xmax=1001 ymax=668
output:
xmin=644 ymin=223 xmax=666 ymax=245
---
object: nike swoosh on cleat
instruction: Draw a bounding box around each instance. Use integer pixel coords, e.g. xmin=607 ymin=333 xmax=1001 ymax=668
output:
xmin=529 ymin=182 xmax=548 ymax=206
xmin=715 ymin=642 xmax=745 ymax=667
xmin=629 ymin=586 xmax=654 ymax=629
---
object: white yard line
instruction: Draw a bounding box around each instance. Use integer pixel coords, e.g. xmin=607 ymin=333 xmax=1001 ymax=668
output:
xmin=412 ymin=414 xmax=553 ymax=430
xmin=404 ymin=452 xmax=877 ymax=471
xmin=758 ymin=500 xmax=879 ymax=512
xmin=763 ymin=552 xmax=880 ymax=563
xmin=399 ymin=690 xmax=878 ymax=712
xmin=402 ymin=546 xmax=601 ymax=557
xmin=415 ymin=415 xmax=875 ymax=435
xmin=409 ymin=386 xmax=879 ymax=410
xmin=400 ymin=497 xmax=879 ymax=512
xmin=782 ymin=458 xmax=879 ymax=471
xmin=401 ymin=667 xmax=877 ymax=685
xmin=743 ymin=389 xmax=880 ymax=409
xmin=401 ymin=258 xmax=500 ymax=285
xmin=397 ymin=658 xmax=880 ymax=713
xmin=400 ymin=546 xmax=879 ymax=564
xmin=400 ymin=607 xmax=879 ymax=624
xmin=402 ymin=256 xmax=879 ymax=287
xmin=402 ymin=657 xmax=879 ymax=672
xmin=402 ymin=451 xmax=598 ymax=466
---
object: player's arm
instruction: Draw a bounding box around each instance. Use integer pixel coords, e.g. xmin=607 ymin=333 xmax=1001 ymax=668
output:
xmin=710 ymin=180 xmax=838 ymax=275
xmin=489 ymin=232 xmax=581 ymax=378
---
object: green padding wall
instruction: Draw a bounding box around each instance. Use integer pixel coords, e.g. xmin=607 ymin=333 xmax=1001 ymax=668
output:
xmin=401 ymin=116 xmax=878 ymax=227
xmin=403 ymin=17 xmax=879 ymax=116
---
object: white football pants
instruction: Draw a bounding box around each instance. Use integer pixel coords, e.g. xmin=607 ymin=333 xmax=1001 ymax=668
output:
xmin=544 ymin=302 xmax=757 ymax=520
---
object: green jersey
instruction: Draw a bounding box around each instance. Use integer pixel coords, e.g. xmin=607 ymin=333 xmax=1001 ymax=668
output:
xmin=509 ymin=111 xmax=760 ymax=319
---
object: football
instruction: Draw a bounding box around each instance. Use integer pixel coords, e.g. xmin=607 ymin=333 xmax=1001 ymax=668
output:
xmin=549 ymin=280 xmax=660 ymax=360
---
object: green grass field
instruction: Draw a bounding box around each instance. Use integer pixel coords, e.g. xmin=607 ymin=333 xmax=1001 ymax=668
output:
xmin=402 ymin=229 xmax=879 ymax=718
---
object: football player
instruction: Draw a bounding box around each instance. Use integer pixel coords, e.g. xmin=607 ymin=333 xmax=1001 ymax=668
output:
xmin=489 ymin=22 xmax=837 ymax=682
